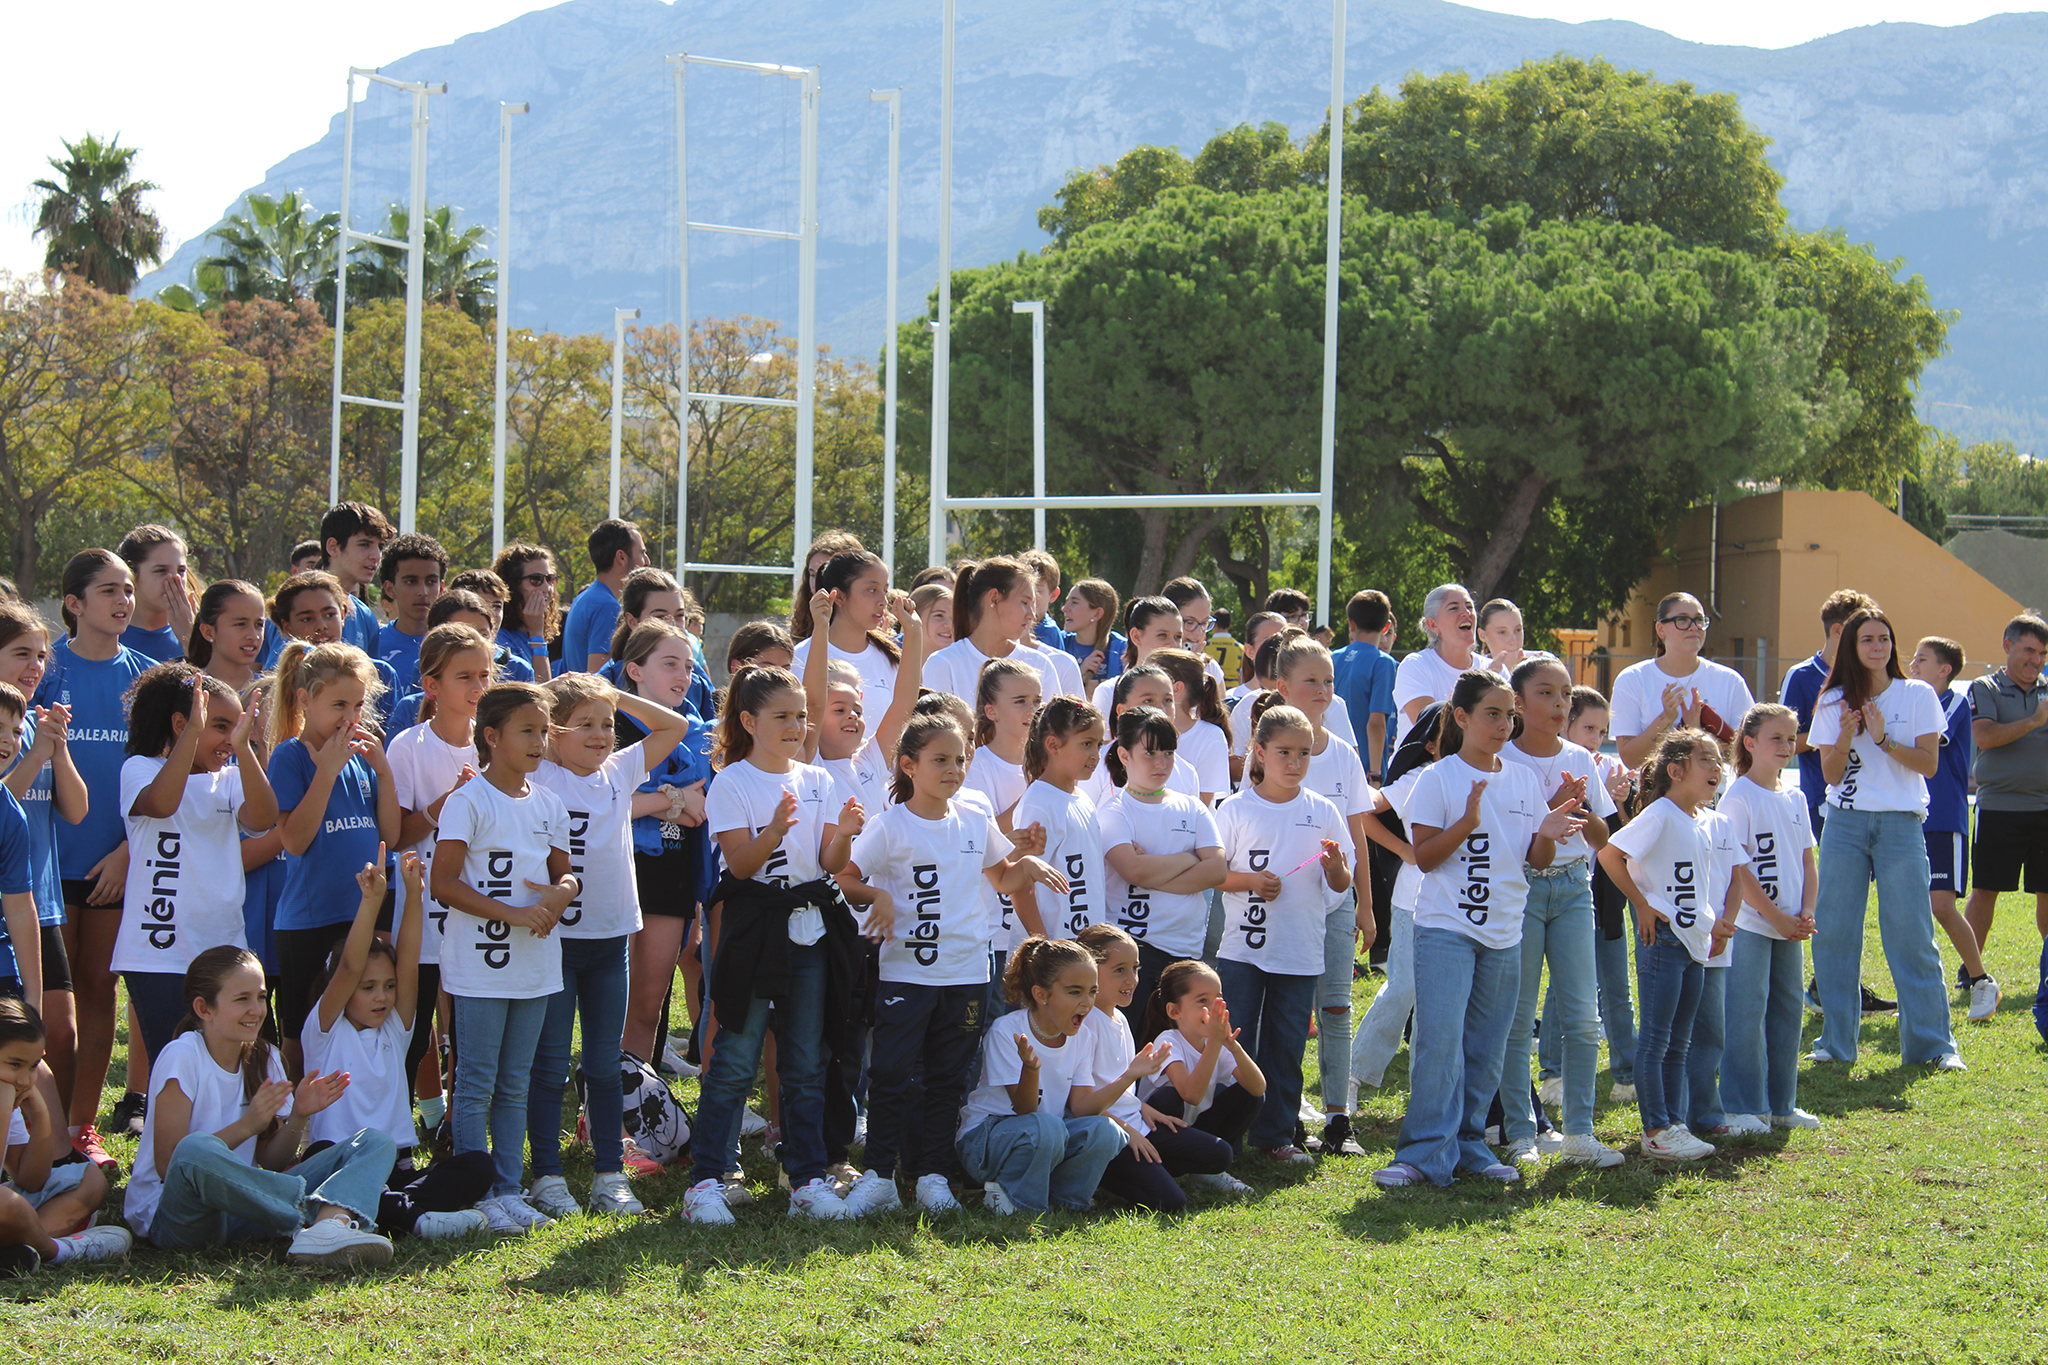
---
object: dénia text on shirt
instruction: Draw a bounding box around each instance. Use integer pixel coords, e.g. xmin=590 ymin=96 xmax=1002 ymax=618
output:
xmin=1240 ymin=848 xmax=1271 ymax=951
xmin=142 ymin=829 xmax=183 ymax=950
xmin=907 ymin=861 xmax=943 ymax=966
xmin=1456 ymin=830 xmax=1491 ymax=927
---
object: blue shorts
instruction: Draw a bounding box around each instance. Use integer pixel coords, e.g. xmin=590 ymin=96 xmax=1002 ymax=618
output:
xmin=1926 ymin=830 xmax=1968 ymax=896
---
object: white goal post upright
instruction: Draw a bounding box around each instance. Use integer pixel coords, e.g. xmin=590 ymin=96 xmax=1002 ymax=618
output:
xmin=328 ymin=67 xmax=445 ymax=533
xmin=668 ymin=53 xmax=820 ymax=583
xmin=928 ymin=3 xmax=1341 ymax=610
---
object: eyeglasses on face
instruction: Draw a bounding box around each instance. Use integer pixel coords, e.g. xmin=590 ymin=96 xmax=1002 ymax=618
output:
xmin=1659 ymin=614 xmax=1708 ymax=630
xmin=523 ymin=573 xmax=559 ymax=585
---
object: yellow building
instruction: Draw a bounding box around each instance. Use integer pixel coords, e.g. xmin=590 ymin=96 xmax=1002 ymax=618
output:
xmin=1583 ymin=489 xmax=2027 ymax=699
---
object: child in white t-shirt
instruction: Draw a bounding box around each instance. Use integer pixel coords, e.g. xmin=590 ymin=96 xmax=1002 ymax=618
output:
xmin=1099 ymin=706 xmax=1224 ymax=1022
xmin=954 ymin=937 xmax=1128 ymax=1213
xmin=523 ymin=674 xmax=695 ymax=1221
xmin=841 ymin=714 xmax=1063 ymax=1217
xmin=305 ymin=849 xmax=491 ymax=1239
xmin=0 ymin=996 xmax=130 ymax=1270
xmin=1214 ymin=704 xmax=1353 ymax=1166
xmin=1348 ymin=708 xmax=1439 ymax=1095
xmin=428 ymin=683 xmax=576 ymax=1234
xmin=1077 ymin=924 xmax=1230 ymax=1210
xmin=1079 ymin=664 xmax=1202 ymax=810
xmin=1373 ymin=671 xmax=1578 ymax=1190
xmin=1599 ymin=729 xmax=1741 ymax=1162
xmin=113 ymin=666 xmax=279 ymax=1064
xmin=800 ymin=586 xmax=925 ymax=814
xmin=1136 ymin=958 xmax=1265 ymax=1181
xmin=1013 ymin=698 xmax=1109 ymax=939
xmin=686 ymin=665 xmax=863 ymax=1225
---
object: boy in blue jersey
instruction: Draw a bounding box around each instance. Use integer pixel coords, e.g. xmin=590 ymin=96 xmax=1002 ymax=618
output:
xmin=374 ymin=533 xmax=447 ymax=694
xmin=319 ymin=500 xmax=396 ymax=656
xmin=1909 ymin=635 xmax=1999 ymax=1021
xmin=563 ymin=519 xmax=649 ymax=674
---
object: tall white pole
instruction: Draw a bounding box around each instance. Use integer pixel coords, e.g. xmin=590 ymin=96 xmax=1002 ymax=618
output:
xmin=1315 ymin=0 xmax=1345 ymax=629
xmin=872 ymin=88 xmax=901 ymax=576
xmin=671 ymin=57 xmax=692 ymax=579
xmin=794 ymin=67 xmax=819 ymax=575
xmin=398 ymin=83 xmax=430 ymax=535
xmin=329 ymin=71 xmax=359 ymax=507
xmin=611 ymin=308 xmax=639 ymax=518
xmin=492 ymin=101 xmax=529 ymax=558
xmin=1012 ymin=300 xmax=1046 ymax=550
xmin=929 ymin=0 xmax=954 ymax=568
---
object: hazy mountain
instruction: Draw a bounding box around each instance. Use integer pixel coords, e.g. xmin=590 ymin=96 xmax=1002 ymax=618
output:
xmin=137 ymin=0 xmax=2048 ymax=447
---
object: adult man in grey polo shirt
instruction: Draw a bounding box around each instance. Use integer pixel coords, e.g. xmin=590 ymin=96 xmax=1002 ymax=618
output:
xmin=1964 ymin=613 xmax=2048 ymax=954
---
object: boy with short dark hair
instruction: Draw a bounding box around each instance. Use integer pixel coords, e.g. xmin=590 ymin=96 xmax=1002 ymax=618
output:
xmin=1909 ymin=634 xmax=1999 ymax=1020
xmin=1262 ymin=587 xmax=1313 ymax=626
xmin=289 ymin=539 xmax=324 ymax=575
xmin=564 ymin=519 xmax=649 ymax=673
xmin=1020 ymin=549 xmax=1065 ymax=650
xmin=375 ymin=534 xmax=448 ymax=693
xmin=319 ymin=501 xmax=397 ymax=654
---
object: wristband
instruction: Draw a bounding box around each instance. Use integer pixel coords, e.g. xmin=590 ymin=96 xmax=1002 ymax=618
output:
xmin=529 ymin=637 xmax=547 ymax=650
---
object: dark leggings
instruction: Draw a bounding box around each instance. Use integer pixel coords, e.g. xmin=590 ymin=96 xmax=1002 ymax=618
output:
xmin=299 ymin=1143 xmax=492 ymax=1234
xmin=273 ymin=922 xmax=353 ymax=1044
xmin=123 ymin=971 xmax=190 ymax=1065
xmin=402 ymin=963 xmax=444 ymax=1095
xmin=1123 ymin=941 xmax=1180 ymax=1033
xmin=1095 ymin=1120 xmax=1236 ymax=1211
xmin=1149 ymin=1082 xmax=1262 ymax=1152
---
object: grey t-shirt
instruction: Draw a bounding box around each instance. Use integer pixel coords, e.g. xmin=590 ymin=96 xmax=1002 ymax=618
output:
xmin=1969 ymin=669 xmax=2048 ymax=810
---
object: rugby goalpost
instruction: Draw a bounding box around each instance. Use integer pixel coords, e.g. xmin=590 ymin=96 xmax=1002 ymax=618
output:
xmin=926 ymin=0 xmax=1345 ymax=627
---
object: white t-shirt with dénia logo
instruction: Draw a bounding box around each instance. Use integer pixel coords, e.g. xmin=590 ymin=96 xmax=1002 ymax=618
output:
xmin=436 ymin=776 xmax=571 ymax=1001
xmin=851 ymin=800 xmax=1010 ymax=986
xmin=1013 ymin=780 xmax=1104 ymax=938
xmin=1718 ymin=775 xmax=1815 ymax=941
xmin=1098 ymin=790 xmax=1221 ymax=958
xmin=112 ymin=757 xmax=249 ymax=975
xmin=1213 ymin=785 xmax=1353 ymax=975
xmin=1607 ymin=795 xmax=1751 ymax=965
xmin=1406 ymin=753 xmax=1546 ymax=951
xmin=1809 ymin=679 xmax=1943 ymax=816
xmin=530 ymin=746 xmax=645 ymax=940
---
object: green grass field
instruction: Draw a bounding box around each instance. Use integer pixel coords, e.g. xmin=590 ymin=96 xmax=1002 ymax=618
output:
xmin=10 ymin=893 xmax=2048 ymax=1364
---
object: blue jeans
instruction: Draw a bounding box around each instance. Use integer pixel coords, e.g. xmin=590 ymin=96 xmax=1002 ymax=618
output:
xmin=1541 ymin=930 xmax=1637 ymax=1085
xmin=1316 ymin=896 xmax=1357 ymax=1112
xmin=148 ymin=1128 xmax=396 ymax=1248
xmin=453 ymin=993 xmax=550 ymax=1198
xmin=1683 ymin=965 xmax=1727 ymax=1131
xmin=957 ymin=1111 xmax=1124 ymax=1212
xmin=1633 ymin=923 xmax=1702 ymax=1133
xmin=690 ymin=940 xmax=829 ymax=1187
xmin=528 ymin=934 xmax=629 ymax=1178
xmin=1503 ymin=866 xmax=1600 ymax=1141
xmin=1214 ymin=959 xmax=1318 ymax=1150
xmin=2035 ymin=934 xmax=2048 ymax=1046
xmin=1722 ymin=928 xmax=1805 ymax=1118
xmin=1351 ymin=901 xmax=1413 ymax=1088
xmin=1394 ymin=925 xmax=1521 ymax=1185
xmin=1812 ymin=805 xmax=1958 ymax=1064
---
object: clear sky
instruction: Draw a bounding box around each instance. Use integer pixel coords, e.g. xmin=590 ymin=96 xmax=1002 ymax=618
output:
xmin=0 ymin=2 xmax=2034 ymax=284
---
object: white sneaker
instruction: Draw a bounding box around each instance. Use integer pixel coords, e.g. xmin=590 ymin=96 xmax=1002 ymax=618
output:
xmin=493 ymin=1194 xmax=554 ymax=1232
xmin=1719 ymin=1114 xmax=1772 ymax=1136
xmin=1642 ymin=1126 xmax=1712 ymax=1161
xmin=1502 ymin=1138 xmax=1541 ymax=1166
xmin=915 ymin=1174 xmax=962 ymax=1212
xmin=787 ymin=1176 xmax=852 ymax=1220
xmin=1537 ymin=1077 xmax=1564 ymax=1109
xmin=1483 ymin=1124 xmax=1502 ymax=1146
xmin=1609 ymin=1082 xmax=1637 ymax=1103
xmin=413 ymin=1209 xmax=489 ymax=1240
xmin=287 ymin=1216 xmax=394 ymax=1268
xmin=682 ymin=1178 xmax=736 ymax=1225
xmin=1558 ymin=1134 xmax=1625 ymax=1168
xmin=1184 ymin=1171 xmax=1255 ymax=1196
xmin=1806 ymin=1045 xmax=1836 ymax=1064
xmin=1534 ymin=1129 xmax=1565 ymax=1155
xmin=589 ymin=1172 xmax=645 ymax=1216
xmin=1298 ymin=1095 xmax=1324 ymax=1127
xmin=841 ymin=1170 xmax=902 ymax=1217
xmin=1967 ymin=976 xmax=2001 ymax=1023
xmin=475 ymin=1197 xmax=522 ymax=1236
xmin=1934 ymin=1053 xmax=1968 ymax=1072
xmin=1771 ymin=1108 xmax=1823 ymax=1130
xmin=526 ymin=1175 xmax=581 ymax=1220
xmin=57 ymin=1223 xmax=133 ymax=1264
xmin=740 ymin=1107 xmax=769 ymax=1136
xmin=659 ymin=1042 xmax=701 ymax=1078
xmin=983 ymin=1180 xmax=1019 ymax=1215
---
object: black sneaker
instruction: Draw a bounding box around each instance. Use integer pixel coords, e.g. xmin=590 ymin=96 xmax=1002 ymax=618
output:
xmin=1860 ymin=985 xmax=1898 ymax=1015
xmin=1956 ymin=962 xmax=1971 ymax=991
xmin=109 ymin=1090 xmax=147 ymax=1138
xmin=1320 ymin=1113 xmax=1366 ymax=1157
xmin=1294 ymin=1118 xmax=1323 ymax=1154
xmin=0 ymin=1243 xmax=39 ymax=1279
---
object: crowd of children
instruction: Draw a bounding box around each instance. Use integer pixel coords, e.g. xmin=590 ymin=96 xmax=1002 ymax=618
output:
xmin=0 ymin=507 xmax=2032 ymax=1278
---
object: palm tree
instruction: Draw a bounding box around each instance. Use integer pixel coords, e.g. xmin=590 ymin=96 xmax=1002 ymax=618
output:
xmin=349 ymin=204 xmax=496 ymax=321
xmin=198 ymin=191 xmax=340 ymax=309
xmin=31 ymin=133 xmax=166 ymax=294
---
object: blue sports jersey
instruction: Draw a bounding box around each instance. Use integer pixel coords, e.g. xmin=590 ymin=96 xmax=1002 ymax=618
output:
xmin=378 ymin=624 xmax=426 ymax=696
xmin=10 ymin=712 xmax=64 ymax=926
xmin=120 ymin=623 xmax=183 ymax=663
xmin=267 ymin=737 xmax=384 ymax=931
xmin=239 ymin=841 xmax=285 ymax=975
xmin=1780 ymin=650 xmax=1830 ymax=815
xmin=1925 ymin=686 xmax=1974 ymax=835
xmin=1334 ymin=640 xmax=1399 ymax=772
xmin=562 ymin=581 xmax=620 ymax=673
xmin=342 ymin=595 xmax=380 ymax=655
xmin=0 ymin=789 xmax=35 ymax=980
xmin=33 ymin=638 xmax=151 ymax=879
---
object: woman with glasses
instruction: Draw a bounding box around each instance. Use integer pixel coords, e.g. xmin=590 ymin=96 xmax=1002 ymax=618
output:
xmin=1610 ymin=592 xmax=1754 ymax=770
xmin=491 ymin=545 xmax=563 ymax=684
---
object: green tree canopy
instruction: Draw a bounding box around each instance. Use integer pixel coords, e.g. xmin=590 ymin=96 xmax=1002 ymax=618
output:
xmin=31 ymin=133 xmax=165 ymax=294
